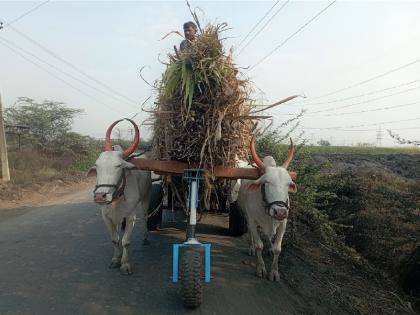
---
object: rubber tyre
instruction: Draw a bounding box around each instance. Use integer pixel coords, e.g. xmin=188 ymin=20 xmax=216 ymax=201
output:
xmin=229 ymin=202 xmax=248 ymax=236
xmin=147 ymin=183 xmax=163 ymax=231
xmin=181 ymin=250 xmax=203 ymax=308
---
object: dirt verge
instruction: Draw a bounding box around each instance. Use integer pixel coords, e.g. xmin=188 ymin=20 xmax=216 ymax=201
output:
xmin=0 ymin=175 xmax=95 ymax=209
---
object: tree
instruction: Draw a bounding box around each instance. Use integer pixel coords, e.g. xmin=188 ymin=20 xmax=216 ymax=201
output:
xmin=4 ymin=97 xmax=83 ymax=147
xmin=317 ymin=139 xmax=331 ymax=146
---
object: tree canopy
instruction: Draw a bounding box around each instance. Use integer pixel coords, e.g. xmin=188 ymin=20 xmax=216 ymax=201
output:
xmin=5 ymin=97 xmax=84 ymax=146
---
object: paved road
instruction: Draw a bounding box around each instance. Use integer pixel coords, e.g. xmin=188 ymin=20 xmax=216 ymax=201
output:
xmin=0 ymin=189 xmax=331 ymax=315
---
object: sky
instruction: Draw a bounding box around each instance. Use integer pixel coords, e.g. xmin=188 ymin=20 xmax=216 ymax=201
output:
xmin=0 ymin=0 xmax=419 ymax=146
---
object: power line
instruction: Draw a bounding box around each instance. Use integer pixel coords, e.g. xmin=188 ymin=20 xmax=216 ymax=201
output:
xmin=1 ymin=1 xmax=50 ymax=28
xmin=0 ymin=39 xmax=126 ymax=115
xmin=5 ymin=24 xmax=140 ymax=107
xmin=286 ymin=79 xmax=420 ymax=107
xmin=281 ymin=85 xmax=420 ymax=116
xmin=301 ymin=116 xmax=420 ymax=130
xmin=307 ymin=85 xmax=420 ymax=114
xmin=236 ymin=0 xmax=289 ymax=56
xmin=324 ymin=101 xmax=418 ymax=117
xmin=235 ymin=1 xmax=280 ymax=50
xmin=248 ymin=0 xmax=337 ymax=72
xmin=325 ymin=102 xmax=418 ymax=117
xmin=290 ymin=58 xmax=420 ymax=104
xmin=0 ymin=36 xmax=138 ymax=109
xmin=299 ymin=126 xmax=420 ymax=132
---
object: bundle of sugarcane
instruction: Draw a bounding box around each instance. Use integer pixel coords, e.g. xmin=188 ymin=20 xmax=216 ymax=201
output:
xmin=152 ymin=23 xmax=260 ymax=170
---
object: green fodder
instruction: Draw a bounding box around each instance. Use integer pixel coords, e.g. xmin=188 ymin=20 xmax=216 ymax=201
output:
xmin=152 ymin=23 xmax=255 ymax=168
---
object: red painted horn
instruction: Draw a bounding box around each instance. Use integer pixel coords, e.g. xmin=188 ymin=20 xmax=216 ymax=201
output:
xmin=250 ymin=136 xmax=265 ymax=172
xmin=105 ymin=119 xmax=124 ymax=151
xmin=104 ymin=118 xmax=140 ymax=158
xmin=123 ymin=118 xmax=140 ymax=158
xmin=282 ymin=138 xmax=294 ymax=169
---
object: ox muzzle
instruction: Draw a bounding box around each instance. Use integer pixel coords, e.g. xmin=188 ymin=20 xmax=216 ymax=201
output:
xmin=262 ymin=185 xmax=289 ymax=221
xmin=93 ymin=170 xmax=126 ymax=204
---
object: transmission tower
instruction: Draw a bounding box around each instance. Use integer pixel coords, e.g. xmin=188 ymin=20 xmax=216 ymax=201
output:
xmin=376 ymin=125 xmax=383 ymax=147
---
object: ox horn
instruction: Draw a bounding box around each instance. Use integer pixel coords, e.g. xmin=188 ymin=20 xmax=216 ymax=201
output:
xmin=250 ymin=136 xmax=265 ymax=172
xmin=282 ymin=138 xmax=294 ymax=169
xmin=122 ymin=118 xmax=140 ymax=158
xmin=105 ymin=119 xmax=124 ymax=151
xmin=104 ymin=118 xmax=140 ymax=158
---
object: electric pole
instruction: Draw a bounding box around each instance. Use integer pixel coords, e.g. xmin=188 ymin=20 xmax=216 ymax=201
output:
xmin=376 ymin=125 xmax=383 ymax=147
xmin=0 ymin=92 xmax=10 ymax=182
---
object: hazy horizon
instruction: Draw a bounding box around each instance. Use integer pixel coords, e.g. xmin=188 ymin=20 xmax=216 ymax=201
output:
xmin=1 ymin=1 xmax=419 ymax=147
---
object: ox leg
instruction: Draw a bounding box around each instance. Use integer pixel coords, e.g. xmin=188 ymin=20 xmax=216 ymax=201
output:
xmin=120 ymin=214 xmax=136 ymax=275
xmin=269 ymin=219 xmax=287 ymax=282
xmin=248 ymin=232 xmax=255 ymax=256
xmin=249 ymin=225 xmax=266 ymax=278
xmin=102 ymin=212 xmax=121 ymax=268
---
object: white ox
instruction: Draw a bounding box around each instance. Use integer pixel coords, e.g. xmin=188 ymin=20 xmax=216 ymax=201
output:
xmin=237 ymin=138 xmax=297 ymax=281
xmin=88 ymin=119 xmax=151 ymax=275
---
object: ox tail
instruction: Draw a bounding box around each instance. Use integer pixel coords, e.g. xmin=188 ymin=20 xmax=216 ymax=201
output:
xmin=121 ymin=217 xmax=126 ymax=231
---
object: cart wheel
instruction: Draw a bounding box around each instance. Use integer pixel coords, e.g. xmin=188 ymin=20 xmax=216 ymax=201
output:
xmin=229 ymin=202 xmax=248 ymax=236
xmin=147 ymin=183 xmax=163 ymax=231
xmin=181 ymin=250 xmax=203 ymax=308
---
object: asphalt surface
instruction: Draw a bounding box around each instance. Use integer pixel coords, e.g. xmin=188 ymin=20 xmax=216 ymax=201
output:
xmin=0 ymin=189 xmax=321 ymax=315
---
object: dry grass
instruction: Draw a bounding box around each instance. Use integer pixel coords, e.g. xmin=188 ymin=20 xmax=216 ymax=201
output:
xmin=152 ymin=23 xmax=260 ymax=169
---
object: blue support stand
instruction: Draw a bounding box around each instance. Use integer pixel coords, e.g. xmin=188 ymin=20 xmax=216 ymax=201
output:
xmin=172 ymin=243 xmax=212 ymax=283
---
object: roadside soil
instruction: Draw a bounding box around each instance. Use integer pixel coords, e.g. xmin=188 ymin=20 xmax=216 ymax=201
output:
xmin=0 ymin=176 xmax=95 ymax=209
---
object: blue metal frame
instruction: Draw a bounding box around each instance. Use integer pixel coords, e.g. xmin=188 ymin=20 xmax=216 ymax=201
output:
xmin=172 ymin=243 xmax=211 ymax=283
xmin=183 ymin=169 xmax=205 ymax=209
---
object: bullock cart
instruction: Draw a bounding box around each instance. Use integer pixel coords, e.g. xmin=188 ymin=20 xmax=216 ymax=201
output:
xmin=128 ymin=154 xmax=260 ymax=308
xmin=101 ymin=119 xmax=260 ymax=308
xmin=101 ymin=119 xmax=295 ymax=308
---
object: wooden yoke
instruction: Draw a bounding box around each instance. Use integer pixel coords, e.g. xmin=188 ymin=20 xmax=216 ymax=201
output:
xmin=128 ymin=159 xmax=261 ymax=180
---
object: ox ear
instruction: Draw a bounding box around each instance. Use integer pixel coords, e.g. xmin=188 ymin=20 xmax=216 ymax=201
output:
xmin=288 ymin=171 xmax=297 ymax=182
xmin=289 ymin=182 xmax=297 ymax=193
xmin=247 ymin=175 xmax=266 ymax=192
xmin=86 ymin=167 xmax=97 ymax=177
xmin=121 ymin=160 xmax=136 ymax=169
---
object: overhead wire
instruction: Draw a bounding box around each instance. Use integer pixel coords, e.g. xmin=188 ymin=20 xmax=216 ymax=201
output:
xmin=248 ymin=0 xmax=337 ymax=72
xmin=305 ymin=85 xmax=420 ymax=115
xmin=0 ymin=36 xmax=139 ymax=110
xmin=323 ymin=101 xmax=418 ymax=116
xmin=309 ymin=126 xmax=420 ymax=132
xmin=4 ymin=24 xmax=140 ymax=107
xmin=280 ymin=85 xmax=420 ymax=115
xmin=285 ymin=79 xmax=420 ymax=107
xmin=0 ymin=1 xmax=50 ymax=28
xmin=0 ymin=39 xmax=126 ymax=115
xmin=288 ymin=58 xmax=420 ymax=105
xmin=300 ymin=116 xmax=420 ymax=130
xmin=236 ymin=0 xmax=290 ymax=56
xmin=235 ymin=0 xmax=280 ymax=50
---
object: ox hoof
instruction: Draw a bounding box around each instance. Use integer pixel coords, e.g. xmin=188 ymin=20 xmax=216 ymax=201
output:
xmin=248 ymin=247 xmax=255 ymax=256
xmin=120 ymin=263 xmax=132 ymax=275
xmin=109 ymin=260 xmax=121 ymax=269
xmin=143 ymin=239 xmax=150 ymax=246
xmin=269 ymin=270 xmax=280 ymax=282
xmin=256 ymin=266 xmax=267 ymax=278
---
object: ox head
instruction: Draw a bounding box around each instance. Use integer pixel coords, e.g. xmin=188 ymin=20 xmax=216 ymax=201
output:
xmin=87 ymin=118 xmax=139 ymax=204
xmin=249 ymin=137 xmax=297 ymax=221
